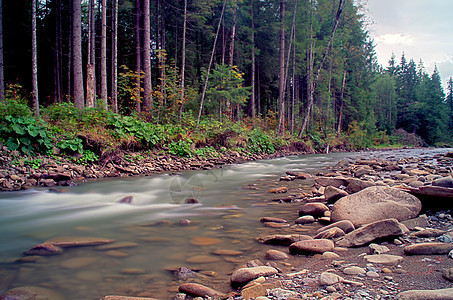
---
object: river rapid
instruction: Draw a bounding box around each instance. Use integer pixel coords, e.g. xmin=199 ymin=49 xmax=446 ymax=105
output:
xmin=0 ymin=148 xmax=451 ymax=299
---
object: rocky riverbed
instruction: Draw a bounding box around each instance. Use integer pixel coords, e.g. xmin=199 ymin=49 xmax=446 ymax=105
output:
xmin=1 ymin=149 xmax=453 ymax=300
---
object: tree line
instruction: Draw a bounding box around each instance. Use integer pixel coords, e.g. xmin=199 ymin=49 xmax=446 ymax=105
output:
xmin=0 ymin=0 xmax=452 ymax=146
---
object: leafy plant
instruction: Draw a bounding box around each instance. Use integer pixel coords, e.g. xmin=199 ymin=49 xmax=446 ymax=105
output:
xmin=0 ymin=116 xmax=53 ymax=154
xmin=74 ymin=149 xmax=99 ymax=165
xmin=167 ymin=140 xmax=193 ymax=157
xmin=247 ymin=129 xmax=275 ymax=154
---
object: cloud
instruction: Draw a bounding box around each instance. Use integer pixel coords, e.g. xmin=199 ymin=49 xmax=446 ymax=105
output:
xmin=375 ymin=33 xmax=414 ymax=46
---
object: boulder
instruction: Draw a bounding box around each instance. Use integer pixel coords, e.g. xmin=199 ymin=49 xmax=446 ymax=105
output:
xmin=257 ymin=234 xmax=312 ymax=246
xmin=0 ymin=286 xmax=64 ymax=300
xmin=315 ymin=176 xmax=348 ymax=188
xmin=401 ymin=215 xmax=429 ymax=230
xmin=319 ymin=272 xmax=343 ymax=286
xmin=295 ymin=215 xmax=315 ymax=224
xmin=317 ymin=220 xmax=355 ymax=234
xmin=330 ymin=186 xmax=422 ymax=227
xmin=404 ymin=242 xmax=453 ymax=255
xmin=336 ymin=219 xmax=408 ymax=247
xmin=178 ymin=283 xmax=225 ymax=298
xmin=345 ymin=178 xmax=376 ymax=194
xmin=260 ymin=217 xmax=287 ymax=223
xmin=44 ymin=236 xmax=115 ymax=247
xmin=432 ymin=176 xmax=453 ymax=188
xmin=314 ymin=227 xmax=345 ymax=239
xmin=265 ymin=249 xmax=289 ymax=260
xmin=324 ymin=186 xmax=349 ymax=203
xmin=24 ymin=243 xmax=63 ymax=256
xmin=398 ymin=287 xmax=453 ymax=300
xmin=443 ymin=268 xmax=453 ymax=282
xmin=289 ymin=239 xmax=334 ymax=255
xmin=298 ymin=202 xmax=329 ymax=218
xmin=268 ymin=187 xmax=288 ymax=193
xmin=230 ymin=266 xmax=278 ymax=287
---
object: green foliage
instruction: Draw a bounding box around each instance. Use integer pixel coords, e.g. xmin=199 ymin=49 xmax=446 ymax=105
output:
xmin=247 ymin=129 xmax=275 ymax=154
xmin=194 ymin=146 xmax=220 ymax=157
xmin=346 ymin=121 xmax=373 ymax=149
xmin=167 ymin=140 xmax=193 ymax=157
xmin=0 ymin=116 xmax=53 ymax=154
xmin=74 ymin=150 xmax=99 ymax=165
xmin=23 ymin=158 xmax=42 ymax=169
xmin=57 ymin=136 xmax=84 ymax=154
xmin=0 ymin=84 xmax=33 ymax=118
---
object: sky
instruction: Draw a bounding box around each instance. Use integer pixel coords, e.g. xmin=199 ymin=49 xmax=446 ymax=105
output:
xmin=362 ymin=0 xmax=453 ymax=90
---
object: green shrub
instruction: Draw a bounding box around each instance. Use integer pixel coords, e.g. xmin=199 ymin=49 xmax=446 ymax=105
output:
xmin=247 ymin=129 xmax=275 ymax=154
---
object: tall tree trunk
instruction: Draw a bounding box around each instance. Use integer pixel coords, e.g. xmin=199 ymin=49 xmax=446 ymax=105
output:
xmin=111 ymin=0 xmax=118 ymax=113
xmin=196 ymin=0 xmax=227 ymax=128
xmin=277 ymin=0 xmax=285 ymax=135
xmin=157 ymin=0 xmax=165 ymax=109
xmin=179 ymin=0 xmax=187 ymax=116
xmin=337 ymin=69 xmax=346 ymax=134
xmin=135 ymin=0 xmax=141 ymax=112
xmin=299 ymin=0 xmax=345 ymax=137
xmin=54 ymin=0 xmax=62 ymax=103
xmin=142 ymin=0 xmax=153 ymax=110
xmin=283 ymin=0 xmax=297 ymax=128
xmin=67 ymin=8 xmax=72 ymax=98
xmin=291 ymin=36 xmax=296 ymax=134
xmin=100 ymin=0 xmax=108 ymax=108
xmin=73 ymin=0 xmax=84 ymax=108
xmin=228 ymin=4 xmax=237 ymax=67
xmin=249 ymin=0 xmax=256 ymax=118
xmin=32 ymin=0 xmax=39 ymax=115
xmin=0 ymin=0 xmax=4 ymax=101
xmin=86 ymin=0 xmax=95 ymax=107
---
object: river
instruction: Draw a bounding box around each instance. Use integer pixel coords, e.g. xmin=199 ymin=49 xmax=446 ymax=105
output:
xmin=0 ymin=148 xmax=450 ymax=299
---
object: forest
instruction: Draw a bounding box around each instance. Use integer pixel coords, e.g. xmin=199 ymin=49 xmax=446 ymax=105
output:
xmin=1 ymin=0 xmax=453 ymax=161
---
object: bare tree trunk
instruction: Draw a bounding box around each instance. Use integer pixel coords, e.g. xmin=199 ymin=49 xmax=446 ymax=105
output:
xmin=0 ymin=0 xmax=4 ymax=101
xmin=142 ymin=0 xmax=153 ymax=110
xmin=249 ymin=0 xmax=255 ymax=118
xmin=277 ymin=0 xmax=286 ymax=135
xmin=228 ymin=4 xmax=237 ymax=67
xmin=111 ymin=0 xmax=118 ymax=113
xmin=337 ymin=69 xmax=346 ymax=134
xmin=196 ymin=0 xmax=227 ymax=128
xmin=179 ymin=0 xmax=187 ymax=116
xmin=73 ymin=0 xmax=84 ymax=108
xmin=86 ymin=0 xmax=95 ymax=107
xmin=283 ymin=0 xmax=297 ymax=132
xmin=135 ymin=0 xmax=141 ymax=112
xmin=101 ymin=0 xmax=108 ymax=108
xmin=299 ymin=0 xmax=345 ymax=137
xmin=291 ymin=37 xmax=296 ymax=134
xmin=54 ymin=0 xmax=62 ymax=103
xmin=32 ymin=0 xmax=39 ymax=114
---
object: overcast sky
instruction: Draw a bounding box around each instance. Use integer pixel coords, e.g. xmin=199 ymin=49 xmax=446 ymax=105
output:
xmin=363 ymin=0 xmax=453 ymax=89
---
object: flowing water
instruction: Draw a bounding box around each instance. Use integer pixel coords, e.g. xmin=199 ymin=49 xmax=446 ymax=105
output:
xmin=0 ymin=148 xmax=450 ymax=299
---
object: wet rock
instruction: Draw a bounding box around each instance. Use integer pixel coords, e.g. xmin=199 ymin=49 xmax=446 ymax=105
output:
xmin=44 ymin=236 xmax=115 ymax=247
xmin=260 ymin=217 xmax=287 ymax=223
xmin=268 ymin=187 xmax=288 ymax=193
xmin=296 ymin=173 xmax=312 ymax=179
xmin=432 ymin=176 xmax=453 ymax=188
xmin=364 ymin=254 xmax=404 ymax=265
xmin=314 ymin=227 xmax=345 ymax=239
xmin=96 ymin=241 xmax=138 ymax=250
xmin=295 ymin=215 xmax=315 ymax=224
xmin=190 ymin=236 xmax=221 ymax=246
xmin=60 ymin=257 xmax=97 ymax=269
xmin=179 ymin=219 xmax=191 ymax=226
xmin=186 ymin=255 xmax=221 ymax=264
xmin=336 ymin=218 xmax=408 ymax=247
xmin=263 ymin=222 xmax=290 ymax=228
xmin=345 ymin=178 xmax=376 ymax=194
xmin=24 ymin=243 xmax=63 ymax=256
xmin=322 ymin=251 xmax=340 ymax=259
xmin=404 ymin=242 xmax=453 ymax=255
xmin=317 ymin=220 xmax=355 ymax=234
xmin=289 ymin=239 xmax=334 ymax=255
xmin=331 ymin=186 xmax=422 ymax=227
xmin=0 ymin=286 xmax=64 ymax=300
xmin=183 ymin=198 xmax=200 ymax=204
xmin=257 ymin=234 xmax=312 ymax=246
xmin=117 ymin=195 xmax=133 ymax=204
xmin=178 ymin=283 xmax=225 ymax=298
xmin=176 ymin=267 xmax=198 ymax=281
xmin=298 ymin=202 xmax=329 ymax=218
xmin=230 ymin=266 xmax=278 ymax=287
xmin=398 ymin=287 xmax=453 ymax=299
xmin=411 ymin=228 xmax=447 ymax=238
xmin=315 ymin=176 xmax=348 ymax=188
xmin=324 ymin=186 xmax=349 ymax=203
xmin=212 ymin=249 xmax=243 ymax=256
xmin=241 ymin=282 xmax=281 ymax=300
xmin=265 ymin=249 xmax=289 ymax=260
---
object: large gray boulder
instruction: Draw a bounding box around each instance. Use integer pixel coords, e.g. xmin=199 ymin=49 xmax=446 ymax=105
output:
xmin=398 ymin=287 xmax=453 ymax=300
xmin=336 ymin=218 xmax=408 ymax=247
xmin=330 ymin=186 xmax=422 ymax=227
